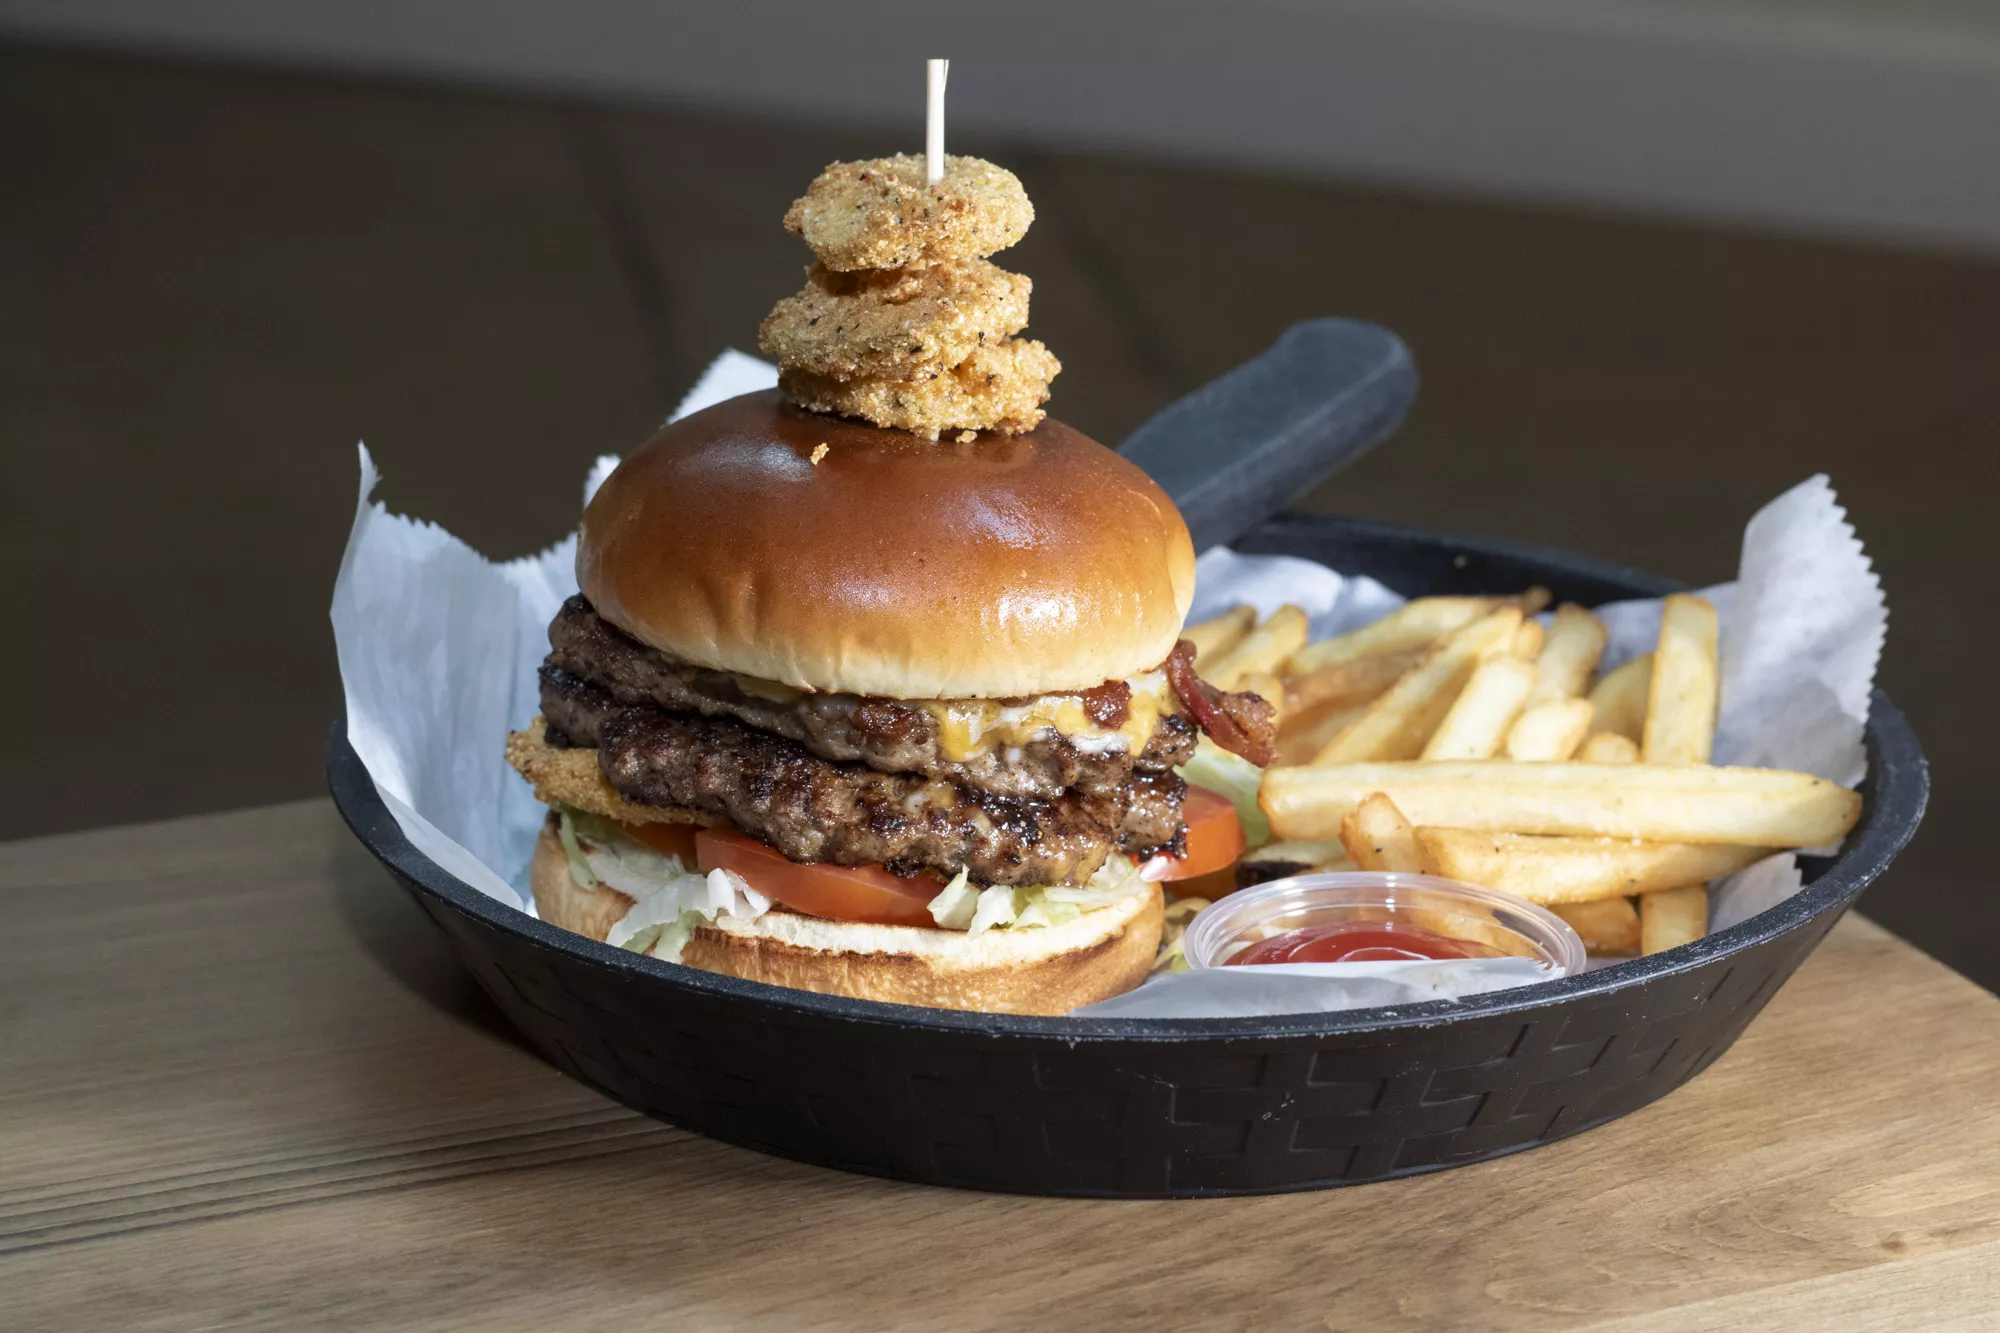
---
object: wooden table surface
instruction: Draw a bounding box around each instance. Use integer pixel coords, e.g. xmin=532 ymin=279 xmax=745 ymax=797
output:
xmin=4 ymin=801 xmax=1997 ymax=1331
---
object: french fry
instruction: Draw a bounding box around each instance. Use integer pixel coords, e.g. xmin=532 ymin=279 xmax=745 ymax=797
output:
xmin=1412 ymin=829 xmax=1771 ymax=904
xmin=1259 ymin=761 xmax=1863 ymax=847
xmin=1412 ymin=907 xmax=1542 ymax=960
xmin=1285 ymin=594 xmax=1533 ymax=674
xmin=1504 ymin=697 xmax=1595 ymax=761
xmin=1526 ymin=604 xmax=1609 ymax=704
xmin=1643 ymin=595 xmax=1720 ymax=764
xmin=1641 ymin=885 xmax=1708 ymax=954
xmin=1182 ymin=605 xmax=1255 ymax=664
xmin=1421 ymin=656 xmax=1536 ymax=760
xmin=1313 ymin=608 xmax=1524 ymax=763
xmin=1239 ymin=671 xmax=1288 ymax=726
xmin=1338 ymin=793 xmax=1426 ymax=874
xmin=1510 ymin=620 xmax=1545 ymax=661
xmin=1553 ymin=898 xmax=1641 ymax=955
xmin=1203 ymin=605 xmax=1310 ymax=690
xmin=1283 ymin=649 xmax=1422 ymax=715
xmin=1576 ymin=732 xmax=1640 ymax=764
xmin=1587 ymin=654 xmax=1653 ymax=743
xmin=1275 ymin=704 xmax=1365 ymax=767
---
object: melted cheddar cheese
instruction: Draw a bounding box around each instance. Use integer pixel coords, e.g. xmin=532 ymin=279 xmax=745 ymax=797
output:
xmin=716 ymin=664 xmax=1183 ymax=762
xmin=923 ymin=670 xmax=1179 ymax=762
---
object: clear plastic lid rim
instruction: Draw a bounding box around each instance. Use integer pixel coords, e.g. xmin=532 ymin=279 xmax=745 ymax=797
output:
xmin=1181 ymin=871 xmax=1589 ymax=975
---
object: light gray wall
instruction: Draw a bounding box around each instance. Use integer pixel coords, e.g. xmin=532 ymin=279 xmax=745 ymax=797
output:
xmin=7 ymin=0 xmax=1999 ymax=251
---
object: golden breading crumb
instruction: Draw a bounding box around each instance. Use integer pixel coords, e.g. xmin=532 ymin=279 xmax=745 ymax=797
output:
xmin=758 ymin=260 xmax=1031 ymax=383
xmin=505 ymin=723 xmax=717 ymax=828
xmin=782 ymin=155 xmax=1033 ymax=271
xmin=779 ymin=338 xmax=1060 ymax=438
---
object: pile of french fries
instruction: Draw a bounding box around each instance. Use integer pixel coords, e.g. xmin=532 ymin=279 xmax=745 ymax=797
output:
xmin=1188 ymin=592 xmax=1863 ymax=957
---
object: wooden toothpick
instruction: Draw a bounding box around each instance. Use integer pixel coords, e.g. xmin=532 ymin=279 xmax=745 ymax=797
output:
xmin=926 ymin=59 xmax=949 ymax=184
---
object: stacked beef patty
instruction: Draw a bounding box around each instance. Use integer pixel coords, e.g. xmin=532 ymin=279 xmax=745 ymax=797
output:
xmin=538 ymin=596 xmax=1194 ymax=888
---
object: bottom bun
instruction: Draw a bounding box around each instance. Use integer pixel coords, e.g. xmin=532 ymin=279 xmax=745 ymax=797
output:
xmin=529 ymin=823 xmax=640 ymax=944
xmin=529 ymin=824 xmax=1162 ymax=1015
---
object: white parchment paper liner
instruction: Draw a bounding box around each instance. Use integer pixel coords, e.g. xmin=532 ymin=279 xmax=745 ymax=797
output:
xmin=331 ymin=352 xmax=1886 ymax=1017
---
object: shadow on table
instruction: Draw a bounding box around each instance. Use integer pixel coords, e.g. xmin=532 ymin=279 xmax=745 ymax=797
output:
xmin=325 ymin=833 xmax=536 ymax=1056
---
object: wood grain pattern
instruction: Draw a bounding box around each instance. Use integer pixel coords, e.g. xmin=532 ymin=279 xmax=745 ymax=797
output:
xmin=0 ymin=802 xmax=683 ymax=1261
xmin=2 ymin=800 xmax=1996 ymax=1329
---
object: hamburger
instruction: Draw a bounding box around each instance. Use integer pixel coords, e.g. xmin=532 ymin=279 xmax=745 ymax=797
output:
xmin=506 ymin=155 xmax=1275 ymax=1014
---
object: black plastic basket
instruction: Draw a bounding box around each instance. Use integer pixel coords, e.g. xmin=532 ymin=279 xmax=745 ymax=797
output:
xmin=327 ymin=512 xmax=1927 ymax=1197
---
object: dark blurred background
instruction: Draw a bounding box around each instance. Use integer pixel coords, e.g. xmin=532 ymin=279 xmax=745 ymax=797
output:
xmin=5 ymin=5 xmax=1996 ymax=984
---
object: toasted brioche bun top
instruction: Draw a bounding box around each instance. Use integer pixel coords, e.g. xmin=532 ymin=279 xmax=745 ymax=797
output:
xmin=577 ymin=390 xmax=1195 ymax=699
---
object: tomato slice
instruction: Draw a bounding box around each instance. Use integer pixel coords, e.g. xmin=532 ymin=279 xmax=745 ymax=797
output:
xmin=617 ymin=820 xmax=701 ymax=862
xmin=694 ymin=828 xmax=940 ymax=927
xmin=1158 ymin=786 xmax=1247 ymax=881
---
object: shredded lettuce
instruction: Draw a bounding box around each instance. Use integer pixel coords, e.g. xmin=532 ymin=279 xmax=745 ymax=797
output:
xmin=1152 ymin=895 xmax=1214 ymax=974
xmin=1011 ymin=896 xmax=1082 ymax=931
xmin=585 ymin=842 xmax=691 ymax=901
xmin=967 ymin=885 xmax=1019 ymax=936
xmin=927 ymin=868 xmax=976 ymax=929
xmin=566 ymin=806 xmax=1146 ymax=946
xmin=562 ymin=806 xmax=636 ymax=848
xmin=556 ymin=809 xmax=598 ymax=888
xmin=621 ymin=917 xmax=689 ymax=960
xmin=1180 ymin=735 xmax=1271 ymax=848
xmin=555 ymin=805 xmax=696 ymax=899
xmin=554 ymin=808 xmax=768 ymax=962
xmin=948 ymin=855 xmax=1151 ymax=937
xmin=607 ymin=866 xmax=771 ymax=962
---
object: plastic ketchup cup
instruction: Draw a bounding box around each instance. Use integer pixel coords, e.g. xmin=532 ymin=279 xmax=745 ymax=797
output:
xmin=1181 ymin=872 xmax=1587 ymax=976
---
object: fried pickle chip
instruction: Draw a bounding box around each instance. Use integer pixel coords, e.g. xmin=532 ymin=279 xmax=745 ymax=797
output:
xmin=780 ymin=338 xmax=1060 ymax=438
xmin=506 ymin=723 xmax=717 ymax=829
xmin=758 ymin=260 xmax=1031 ymax=383
xmin=783 ymin=155 xmax=1033 ymax=271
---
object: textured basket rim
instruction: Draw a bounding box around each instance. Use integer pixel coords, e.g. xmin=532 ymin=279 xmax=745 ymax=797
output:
xmin=327 ymin=513 xmax=1928 ymax=1043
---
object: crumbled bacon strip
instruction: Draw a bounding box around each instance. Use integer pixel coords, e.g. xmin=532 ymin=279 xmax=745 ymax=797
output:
xmin=1162 ymin=640 xmax=1278 ymax=767
xmin=992 ymin=679 xmax=1133 ymax=728
xmin=852 ymin=700 xmax=922 ymax=742
xmin=1075 ymin=679 xmax=1133 ymax=730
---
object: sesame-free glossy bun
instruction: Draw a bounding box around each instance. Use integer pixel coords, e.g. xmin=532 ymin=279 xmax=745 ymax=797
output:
xmin=577 ymin=390 xmax=1195 ymax=699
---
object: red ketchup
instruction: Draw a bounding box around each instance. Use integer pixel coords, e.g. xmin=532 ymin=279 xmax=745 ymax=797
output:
xmin=1224 ymin=921 xmax=1504 ymax=966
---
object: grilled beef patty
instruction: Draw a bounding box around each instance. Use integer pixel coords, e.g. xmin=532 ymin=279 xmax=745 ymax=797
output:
xmin=538 ymin=596 xmax=1192 ymax=886
xmin=544 ymin=596 xmax=1195 ymax=799
xmin=591 ymin=703 xmax=1184 ymax=887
